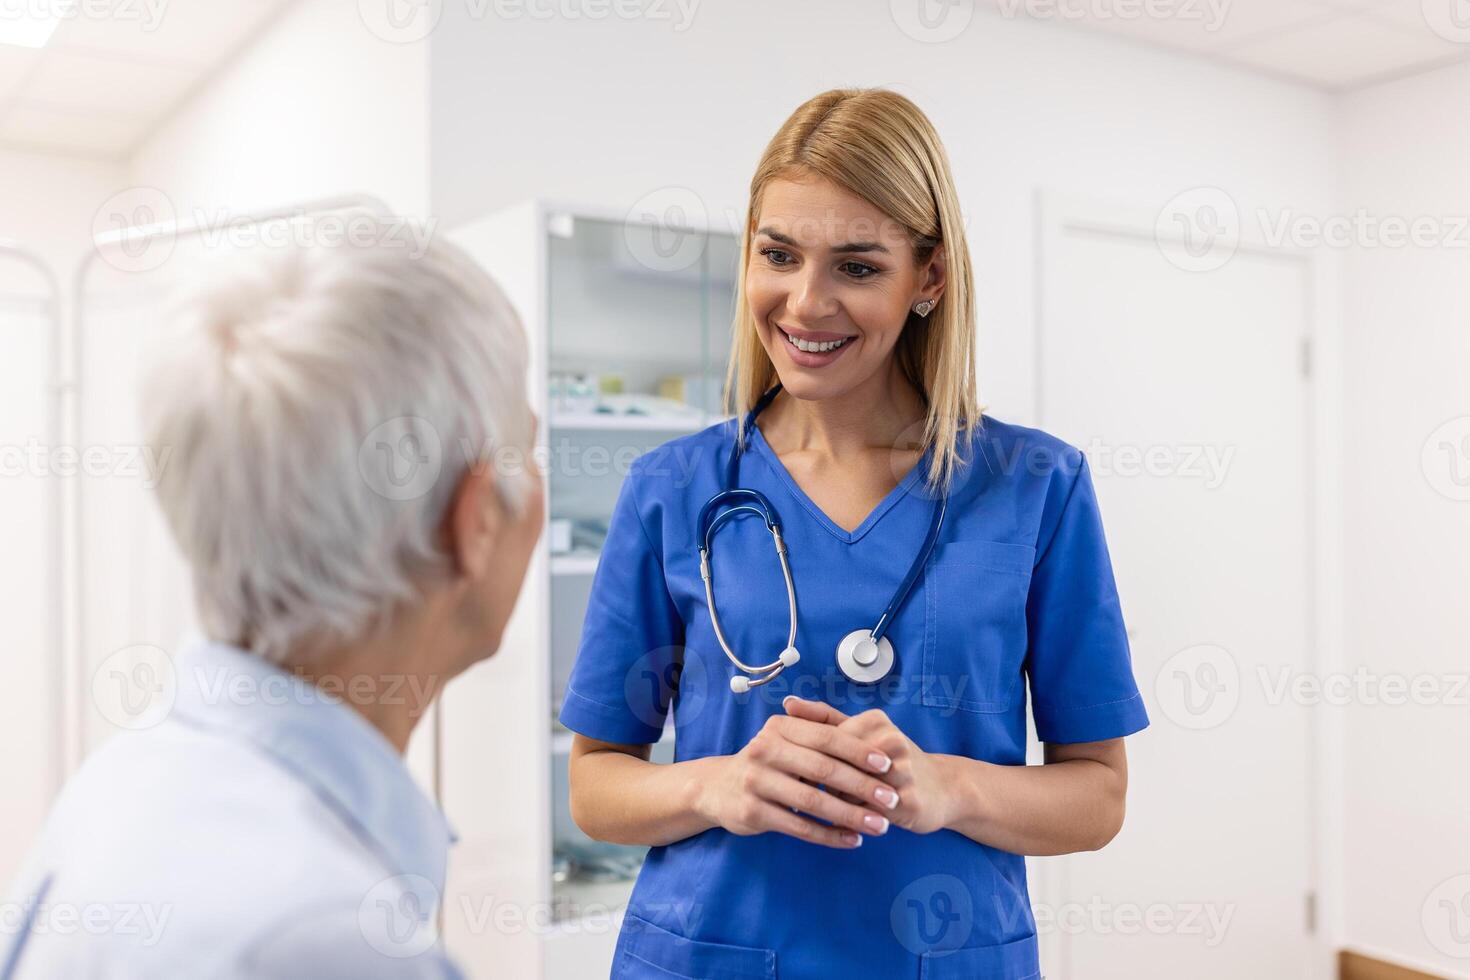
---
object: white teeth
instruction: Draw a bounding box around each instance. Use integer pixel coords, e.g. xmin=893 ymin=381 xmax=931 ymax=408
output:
xmin=783 ymin=330 xmax=850 ymax=354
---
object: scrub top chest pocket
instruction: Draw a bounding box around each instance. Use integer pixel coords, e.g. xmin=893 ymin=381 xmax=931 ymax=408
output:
xmin=922 ymin=539 xmax=1036 ymax=713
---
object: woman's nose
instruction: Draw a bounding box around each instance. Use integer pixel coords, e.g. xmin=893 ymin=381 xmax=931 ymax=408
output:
xmin=787 ymin=265 xmax=839 ymax=322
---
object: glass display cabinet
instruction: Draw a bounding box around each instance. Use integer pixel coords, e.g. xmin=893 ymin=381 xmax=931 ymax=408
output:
xmin=443 ymin=202 xmax=740 ymax=978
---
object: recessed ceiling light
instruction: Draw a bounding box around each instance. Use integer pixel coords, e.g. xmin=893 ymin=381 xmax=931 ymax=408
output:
xmin=0 ymin=3 xmax=68 ymax=49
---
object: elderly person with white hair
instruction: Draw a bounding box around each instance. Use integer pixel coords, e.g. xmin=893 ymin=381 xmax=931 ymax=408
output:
xmin=0 ymin=223 xmax=543 ymax=978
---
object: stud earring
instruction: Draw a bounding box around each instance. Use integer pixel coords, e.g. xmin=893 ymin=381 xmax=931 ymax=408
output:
xmin=913 ymin=299 xmax=935 ymax=317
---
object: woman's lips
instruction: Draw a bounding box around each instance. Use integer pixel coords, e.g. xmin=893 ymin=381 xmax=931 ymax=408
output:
xmin=780 ymin=324 xmax=854 ymax=344
xmin=779 ymin=326 xmax=855 ymax=368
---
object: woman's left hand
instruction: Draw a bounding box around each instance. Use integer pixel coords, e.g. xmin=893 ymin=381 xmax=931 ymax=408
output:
xmin=781 ymin=696 xmax=956 ymax=835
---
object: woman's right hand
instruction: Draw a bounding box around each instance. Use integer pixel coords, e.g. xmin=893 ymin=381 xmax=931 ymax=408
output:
xmin=694 ymin=707 xmax=903 ymax=849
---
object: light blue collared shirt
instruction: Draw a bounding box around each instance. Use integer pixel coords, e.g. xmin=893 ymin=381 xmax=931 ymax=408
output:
xmin=1 ymin=640 xmax=465 ymax=979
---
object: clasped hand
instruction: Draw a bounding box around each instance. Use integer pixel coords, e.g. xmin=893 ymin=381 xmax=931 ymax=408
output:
xmin=701 ymin=695 xmax=954 ymax=848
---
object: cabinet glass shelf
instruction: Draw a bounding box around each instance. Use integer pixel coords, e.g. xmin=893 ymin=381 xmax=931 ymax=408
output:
xmin=544 ymin=210 xmax=739 ymax=931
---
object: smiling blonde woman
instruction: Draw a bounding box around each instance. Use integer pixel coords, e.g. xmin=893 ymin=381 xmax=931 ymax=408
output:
xmin=561 ymin=88 xmax=1149 ymax=980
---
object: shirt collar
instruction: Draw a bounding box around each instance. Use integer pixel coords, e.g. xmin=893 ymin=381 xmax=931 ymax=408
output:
xmin=168 ymin=638 xmax=457 ymax=889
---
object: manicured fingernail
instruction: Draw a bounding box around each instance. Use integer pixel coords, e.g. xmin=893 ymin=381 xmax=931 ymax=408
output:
xmin=864 ymin=813 xmax=889 ymax=834
xmin=868 ymin=752 xmax=891 ymax=773
xmin=874 ymin=786 xmax=899 ymax=810
xmin=844 ymin=833 xmax=862 ymax=847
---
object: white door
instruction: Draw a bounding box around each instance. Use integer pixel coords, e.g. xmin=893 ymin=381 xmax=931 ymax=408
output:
xmin=1033 ymin=194 xmax=1316 ymax=978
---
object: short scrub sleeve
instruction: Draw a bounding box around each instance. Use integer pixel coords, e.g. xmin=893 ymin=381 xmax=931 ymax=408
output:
xmin=557 ymin=466 xmax=684 ymax=745
xmin=1025 ymin=452 xmax=1150 ymax=744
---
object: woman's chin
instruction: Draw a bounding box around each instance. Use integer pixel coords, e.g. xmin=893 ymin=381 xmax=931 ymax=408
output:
xmin=773 ymin=354 xmax=876 ymax=403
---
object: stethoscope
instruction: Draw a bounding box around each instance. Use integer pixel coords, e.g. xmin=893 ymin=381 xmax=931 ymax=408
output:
xmin=697 ymin=385 xmax=948 ymax=694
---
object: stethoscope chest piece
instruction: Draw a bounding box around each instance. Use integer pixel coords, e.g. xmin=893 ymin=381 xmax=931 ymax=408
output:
xmin=837 ymin=629 xmax=895 ymax=685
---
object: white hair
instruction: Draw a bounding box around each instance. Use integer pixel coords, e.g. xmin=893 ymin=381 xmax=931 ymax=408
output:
xmin=139 ymin=219 xmax=533 ymax=664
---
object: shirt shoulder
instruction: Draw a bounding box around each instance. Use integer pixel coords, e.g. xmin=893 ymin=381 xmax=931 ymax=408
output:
xmin=3 ymin=723 xmax=402 ymax=977
xmin=962 ymin=413 xmax=1088 ymax=489
xmin=618 ymin=418 xmax=735 ymax=502
xmin=939 ymin=414 xmax=1094 ymax=552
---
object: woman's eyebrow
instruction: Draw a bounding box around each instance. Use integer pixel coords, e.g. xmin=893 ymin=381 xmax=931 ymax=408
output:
xmin=755 ymin=226 xmax=891 ymax=255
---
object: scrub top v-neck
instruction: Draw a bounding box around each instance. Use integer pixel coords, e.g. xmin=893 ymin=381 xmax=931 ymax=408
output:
xmin=745 ymin=420 xmax=929 ymax=543
xmin=558 ymin=414 xmax=1149 ymax=980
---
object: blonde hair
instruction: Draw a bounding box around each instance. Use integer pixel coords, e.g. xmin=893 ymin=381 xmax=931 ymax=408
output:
xmin=725 ymin=87 xmax=981 ymax=490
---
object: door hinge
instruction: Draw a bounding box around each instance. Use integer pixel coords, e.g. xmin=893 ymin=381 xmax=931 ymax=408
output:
xmin=1305 ymin=890 xmax=1317 ymax=934
xmin=1300 ymin=336 xmax=1313 ymax=379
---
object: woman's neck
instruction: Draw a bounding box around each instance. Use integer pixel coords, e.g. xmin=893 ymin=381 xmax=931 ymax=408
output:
xmin=281 ymin=597 xmax=458 ymax=755
xmin=761 ymin=363 xmax=927 ymax=459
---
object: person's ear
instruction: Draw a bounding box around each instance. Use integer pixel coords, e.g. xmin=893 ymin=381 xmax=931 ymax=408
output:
xmin=443 ymin=462 xmax=502 ymax=580
xmin=919 ymin=244 xmax=947 ymax=308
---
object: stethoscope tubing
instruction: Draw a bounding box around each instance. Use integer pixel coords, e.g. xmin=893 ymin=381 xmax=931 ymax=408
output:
xmin=699 ymin=383 xmax=946 ymax=689
xmin=699 ymin=520 xmax=798 ymax=684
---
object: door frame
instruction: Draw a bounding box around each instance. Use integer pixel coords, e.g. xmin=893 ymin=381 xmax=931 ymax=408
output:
xmin=1031 ymin=188 xmax=1341 ymax=980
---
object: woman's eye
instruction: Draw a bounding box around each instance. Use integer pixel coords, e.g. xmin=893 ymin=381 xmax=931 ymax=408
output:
xmin=841 ymin=261 xmax=878 ymax=279
xmin=759 ymin=247 xmax=792 ymax=266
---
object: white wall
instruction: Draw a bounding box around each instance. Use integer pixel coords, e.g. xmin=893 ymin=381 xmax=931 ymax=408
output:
xmin=0 ymin=147 xmax=125 ymax=273
xmin=0 ymin=146 xmax=125 ymax=886
xmin=1338 ymin=61 xmax=1470 ymax=977
xmin=129 ymin=0 xmax=430 ymax=217
xmin=430 ymin=4 xmax=1339 ymax=420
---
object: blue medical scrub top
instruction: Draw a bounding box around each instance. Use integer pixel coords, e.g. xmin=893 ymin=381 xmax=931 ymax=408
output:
xmin=558 ymin=414 xmax=1149 ymax=980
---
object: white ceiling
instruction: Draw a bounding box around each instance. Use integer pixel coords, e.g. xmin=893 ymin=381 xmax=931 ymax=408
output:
xmin=980 ymin=0 xmax=1470 ymax=89
xmin=0 ymin=0 xmax=292 ymax=159
xmin=0 ymin=0 xmax=1464 ymax=160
